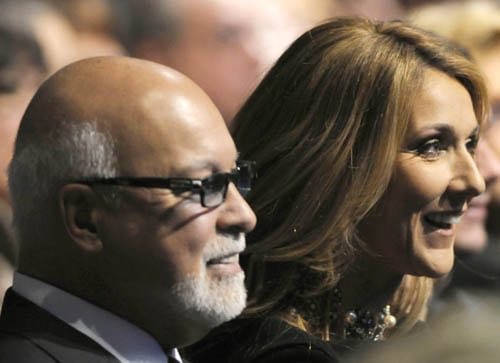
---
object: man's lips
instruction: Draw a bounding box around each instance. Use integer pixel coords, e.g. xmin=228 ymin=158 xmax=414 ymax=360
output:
xmin=207 ymin=252 xmax=240 ymax=265
xmin=206 ymin=252 xmax=242 ymax=274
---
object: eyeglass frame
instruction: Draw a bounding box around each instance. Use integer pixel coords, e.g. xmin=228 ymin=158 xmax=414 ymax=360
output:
xmin=74 ymin=160 xmax=255 ymax=208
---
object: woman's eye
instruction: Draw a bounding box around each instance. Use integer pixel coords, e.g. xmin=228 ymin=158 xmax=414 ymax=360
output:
xmin=416 ymin=139 xmax=444 ymax=159
xmin=466 ymin=136 xmax=479 ymax=156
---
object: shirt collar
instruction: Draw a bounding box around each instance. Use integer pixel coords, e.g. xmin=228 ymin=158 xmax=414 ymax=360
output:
xmin=13 ymin=272 xmax=180 ymax=363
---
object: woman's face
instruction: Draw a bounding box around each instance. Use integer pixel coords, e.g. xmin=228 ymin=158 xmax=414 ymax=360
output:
xmin=360 ymin=68 xmax=485 ymax=278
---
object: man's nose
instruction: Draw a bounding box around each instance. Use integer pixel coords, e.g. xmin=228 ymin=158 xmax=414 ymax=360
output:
xmin=217 ymin=183 xmax=257 ymax=233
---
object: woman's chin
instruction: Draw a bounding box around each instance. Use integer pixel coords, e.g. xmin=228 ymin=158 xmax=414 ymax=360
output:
xmin=413 ymin=248 xmax=455 ymax=278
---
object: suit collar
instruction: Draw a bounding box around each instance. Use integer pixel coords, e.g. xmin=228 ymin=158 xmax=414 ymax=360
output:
xmin=12 ymin=272 xmax=175 ymax=362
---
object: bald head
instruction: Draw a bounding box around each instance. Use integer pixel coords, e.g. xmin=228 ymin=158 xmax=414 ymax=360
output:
xmin=16 ymin=56 xmax=225 ymax=153
xmin=9 ymin=56 xmax=234 ymax=260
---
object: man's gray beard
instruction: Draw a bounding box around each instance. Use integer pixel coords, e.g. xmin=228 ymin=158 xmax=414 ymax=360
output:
xmin=168 ymin=269 xmax=247 ymax=330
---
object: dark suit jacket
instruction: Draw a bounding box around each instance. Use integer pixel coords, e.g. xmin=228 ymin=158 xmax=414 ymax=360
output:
xmin=185 ymin=317 xmax=347 ymax=363
xmin=0 ymin=289 xmax=120 ymax=362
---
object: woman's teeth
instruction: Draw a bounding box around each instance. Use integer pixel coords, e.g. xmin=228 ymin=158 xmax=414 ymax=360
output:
xmin=425 ymin=213 xmax=462 ymax=229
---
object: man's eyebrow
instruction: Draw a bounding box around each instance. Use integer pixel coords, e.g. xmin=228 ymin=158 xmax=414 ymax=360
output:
xmin=173 ymin=153 xmax=241 ymax=176
xmin=174 ymin=161 xmax=223 ymax=176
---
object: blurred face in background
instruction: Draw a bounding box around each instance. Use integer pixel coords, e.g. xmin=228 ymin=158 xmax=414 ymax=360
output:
xmin=33 ymin=9 xmax=81 ymax=75
xmin=159 ymin=0 xmax=304 ymax=126
xmin=0 ymin=91 xmax=35 ymax=204
xmin=454 ymin=139 xmax=500 ymax=251
xmin=455 ymin=41 xmax=500 ymax=250
xmin=485 ymin=123 xmax=500 ymax=216
xmin=476 ymin=42 xmax=500 ymax=124
xmin=0 ymin=4 xmax=81 ymax=204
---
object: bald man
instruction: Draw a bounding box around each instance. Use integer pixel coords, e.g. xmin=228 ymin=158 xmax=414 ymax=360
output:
xmin=0 ymin=56 xmax=256 ymax=362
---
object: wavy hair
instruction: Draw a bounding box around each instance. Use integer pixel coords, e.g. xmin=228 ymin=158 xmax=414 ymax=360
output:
xmin=233 ymin=17 xmax=488 ymax=339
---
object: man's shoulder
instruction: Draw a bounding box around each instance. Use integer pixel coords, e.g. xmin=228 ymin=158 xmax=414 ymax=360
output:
xmin=0 ymin=288 xmax=80 ymax=338
xmin=0 ymin=289 xmax=120 ymax=362
xmin=0 ymin=328 xmax=120 ymax=363
xmin=0 ymin=330 xmax=57 ymax=362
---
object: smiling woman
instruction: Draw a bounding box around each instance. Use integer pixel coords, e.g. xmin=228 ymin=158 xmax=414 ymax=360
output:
xmin=360 ymin=69 xmax=484 ymax=279
xmin=186 ymin=17 xmax=488 ymax=363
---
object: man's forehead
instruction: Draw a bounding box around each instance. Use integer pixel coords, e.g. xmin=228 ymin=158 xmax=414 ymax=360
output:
xmin=115 ymin=141 xmax=238 ymax=178
xmin=112 ymin=97 xmax=236 ymax=177
xmin=156 ymin=131 xmax=238 ymax=174
xmin=21 ymin=56 xmax=236 ymax=174
xmin=140 ymin=88 xmax=217 ymax=127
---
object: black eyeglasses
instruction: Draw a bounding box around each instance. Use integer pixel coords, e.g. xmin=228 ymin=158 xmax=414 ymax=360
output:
xmin=76 ymin=160 xmax=255 ymax=208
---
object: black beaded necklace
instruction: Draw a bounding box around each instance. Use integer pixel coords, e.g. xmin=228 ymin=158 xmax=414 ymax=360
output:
xmin=290 ymin=287 xmax=397 ymax=341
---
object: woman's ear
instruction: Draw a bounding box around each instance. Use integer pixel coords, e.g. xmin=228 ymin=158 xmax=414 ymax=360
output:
xmin=58 ymin=184 xmax=103 ymax=253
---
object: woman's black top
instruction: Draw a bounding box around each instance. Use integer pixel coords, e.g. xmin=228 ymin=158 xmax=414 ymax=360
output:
xmin=184 ymin=317 xmax=351 ymax=363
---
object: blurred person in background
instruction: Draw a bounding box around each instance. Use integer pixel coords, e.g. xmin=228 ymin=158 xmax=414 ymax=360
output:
xmin=274 ymin=0 xmax=336 ymax=28
xmin=0 ymin=0 xmax=127 ymax=309
xmin=0 ymin=0 xmax=84 ymax=205
xmin=347 ymin=293 xmax=500 ymax=363
xmin=409 ymin=0 xmax=500 ymax=298
xmin=48 ymin=0 xmax=125 ymax=56
xmin=0 ymin=202 xmax=15 ymax=310
xmin=333 ymin=0 xmax=404 ymax=20
xmin=0 ymin=28 xmax=33 ymax=303
xmin=0 ymin=0 xmax=80 ymax=79
xmin=0 ymin=0 xmax=82 ymax=305
xmin=117 ymin=0 xmax=308 ymax=127
xmin=0 ymin=0 xmax=124 ymax=204
xmin=398 ymin=0 xmax=446 ymax=12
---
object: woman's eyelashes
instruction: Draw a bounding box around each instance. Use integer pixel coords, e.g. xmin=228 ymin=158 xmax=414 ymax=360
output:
xmin=415 ymin=137 xmax=445 ymax=159
xmin=407 ymin=131 xmax=479 ymax=160
xmin=465 ymin=133 xmax=479 ymax=156
xmin=407 ymin=131 xmax=451 ymax=160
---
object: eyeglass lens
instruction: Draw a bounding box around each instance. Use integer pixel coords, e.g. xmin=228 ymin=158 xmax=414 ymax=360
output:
xmin=202 ymin=173 xmax=228 ymax=207
xmin=201 ymin=163 xmax=253 ymax=207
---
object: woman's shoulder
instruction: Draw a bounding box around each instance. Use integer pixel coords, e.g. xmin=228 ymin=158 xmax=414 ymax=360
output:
xmin=185 ymin=316 xmax=343 ymax=363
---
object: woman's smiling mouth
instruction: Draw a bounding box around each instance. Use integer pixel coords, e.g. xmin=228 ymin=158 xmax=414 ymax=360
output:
xmin=424 ymin=211 xmax=463 ymax=230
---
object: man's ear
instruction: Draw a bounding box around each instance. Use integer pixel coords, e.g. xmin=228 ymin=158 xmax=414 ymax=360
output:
xmin=58 ymin=184 xmax=103 ymax=253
